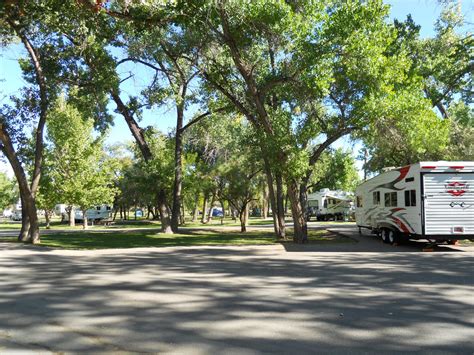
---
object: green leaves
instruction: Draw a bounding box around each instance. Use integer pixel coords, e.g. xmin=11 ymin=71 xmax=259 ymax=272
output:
xmin=42 ymin=96 xmax=116 ymax=210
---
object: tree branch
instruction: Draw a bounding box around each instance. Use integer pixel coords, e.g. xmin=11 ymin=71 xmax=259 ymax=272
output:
xmin=308 ymin=126 xmax=358 ymax=167
xmin=116 ymin=57 xmax=162 ymax=72
xmin=180 ymin=105 xmax=232 ymax=133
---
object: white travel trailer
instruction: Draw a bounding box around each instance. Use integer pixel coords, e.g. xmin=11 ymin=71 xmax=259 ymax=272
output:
xmin=307 ymin=189 xmax=353 ymax=221
xmin=61 ymin=205 xmax=113 ymax=222
xmin=355 ymin=161 xmax=474 ymax=244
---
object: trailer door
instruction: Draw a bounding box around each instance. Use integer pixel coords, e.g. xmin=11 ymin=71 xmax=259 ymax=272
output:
xmin=423 ymin=172 xmax=474 ymax=236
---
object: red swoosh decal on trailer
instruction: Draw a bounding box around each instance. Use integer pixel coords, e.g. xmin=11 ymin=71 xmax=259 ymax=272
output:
xmin=370 ymin=165 xmax=411 ymax=192
xmin=392 ymin=217 xmax=410 ymax=233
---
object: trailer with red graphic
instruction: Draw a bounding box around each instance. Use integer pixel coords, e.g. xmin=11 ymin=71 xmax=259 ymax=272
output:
xmin=355 ymin=162 xmax=474 ymax=244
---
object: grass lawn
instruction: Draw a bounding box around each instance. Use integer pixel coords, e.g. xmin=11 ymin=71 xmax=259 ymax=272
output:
xmin=0 ymin=228 xmax=349 ymax=250
xmin=0 ymin=217 xmax=276 ymax=230
xmin=0 ymin=217 xmax=356 ymax=232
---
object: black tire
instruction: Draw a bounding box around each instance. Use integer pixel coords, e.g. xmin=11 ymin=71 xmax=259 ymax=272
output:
xmin=381 ymin=228 xmax=390 ymax=243
xmin=387 ymin=229 xmax=399 ymax=245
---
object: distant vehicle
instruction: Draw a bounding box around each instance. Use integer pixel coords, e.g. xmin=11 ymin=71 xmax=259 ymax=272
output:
xmin=251 ymin=208 xmax=262 ymax=217
xmin=135 ymin=210 xmax=143 ymax=218
xmin=62 ymin=205 xmax=113 ymax=222
xmin=211 ymin=207 xmax=224 ymax=217
xmin=54 ymin=204 xmax=67 ymax=216
xmin=306 ymin=189 xmax=353 ymax=221
xmin=10 ymin=210 xmax=22 ymax=221
xmin=2 ymin=209 xmax=12 ymax=218
xmin=355 ymin=161 xmax=474 ymax=244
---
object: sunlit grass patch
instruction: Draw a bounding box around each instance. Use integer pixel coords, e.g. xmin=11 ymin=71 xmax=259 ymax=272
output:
xmin=0 ymin=226 xmax=353 ymax=249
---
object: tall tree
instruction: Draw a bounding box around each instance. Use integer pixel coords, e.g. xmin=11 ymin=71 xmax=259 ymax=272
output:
xmin=1 ymin=2 xmax=53 ymax=243
xmin=45 ymin=98 xmax=116 ymax=229
xmin=185 ymin=0 xmax=423 ymax=242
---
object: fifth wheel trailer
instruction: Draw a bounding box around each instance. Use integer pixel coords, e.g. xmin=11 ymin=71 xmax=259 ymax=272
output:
xmin=355 ymin=161 xmax=474 ymax=244
xmin=307 ymin=189 xmax=353 ymax=221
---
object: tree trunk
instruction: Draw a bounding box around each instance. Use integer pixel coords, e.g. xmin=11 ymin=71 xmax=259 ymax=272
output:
xmin=68 ymin=206 xmax=75 ymax=227
xmin=220 ymin=200 xmax=226 ymax=225
xmin=180 ymin=203 xmax=186 ymax=225
xmin=230 ymin=205 xmax=237 ymax=221
xmin=275 ymin=172 xmax=286 ymax=239
xmin=287 ymin=180 xmax=307 ymax=243
xmin=0 ymin=127 xmax=40 ymax=243
xmin=19 ymin=198 xmax=30 ymax=241
xmin=192 ymin=194 xmax=199 ymax=222
xmin=239 ymin=203 xmax=249 ymax=233
xmin=201 ymin=194 xmax=208 ymax=224
xmin=171 ymin=97 xmax=185 ymax=233
xmin=149 ymin=206 xmax=156 ymax=220
xmin=263 ymin=156 xmax=285 ymax=238
xmin=82 ymin=210 xmax=88 ymax=230
xmin=25 ymin=199 xmax=40 ymax=244
xmin=299 ymin=182 xmax=309 ymax=225
xmin=263 ymin=183 xmax=269 ymax=220
xmin=111 ymin=91 xmax=152 ymax=162
xmin=45 ymin=209 xmax=51 ymax=229
xmin=206 ymin=193 xmax=216 ymax=223
xmin=158 ymin=189 xmax=172 ymax=234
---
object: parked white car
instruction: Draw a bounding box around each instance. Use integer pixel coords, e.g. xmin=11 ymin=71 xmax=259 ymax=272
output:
xmin=10 ymin=210 xmax=22 ymax=221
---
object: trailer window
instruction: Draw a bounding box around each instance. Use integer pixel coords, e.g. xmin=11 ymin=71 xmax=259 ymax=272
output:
xmin=324 ymin=199 xmax=328 ymax=208
xmin=405 ymin=190 xmax=416 ymax=207
xmin=356 ymin=196 xmax=363 ymax=207
xmin=384 ymin=192 xmax=398 ymax=207
xmin=373 ymin=191 xmax=380 ymax=205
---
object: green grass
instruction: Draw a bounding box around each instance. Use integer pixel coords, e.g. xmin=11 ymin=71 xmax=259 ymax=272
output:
xmin=0 ymin=217 xmax=271 ymax=230
xmin=177 ymin=217 xmax=278 ymax=227
xmin=0 ymin=228 xmax=349 ymax=250
xmin=0 ymin=217 xmax=356 ymax=232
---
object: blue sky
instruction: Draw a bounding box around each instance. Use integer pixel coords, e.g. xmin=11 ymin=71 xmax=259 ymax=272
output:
xmin=1 ymin=0 xmax=473 ymax=176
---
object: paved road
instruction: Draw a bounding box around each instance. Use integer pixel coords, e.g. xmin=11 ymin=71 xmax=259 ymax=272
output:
xmin=0 ymin=233 xmax=473 ymax=354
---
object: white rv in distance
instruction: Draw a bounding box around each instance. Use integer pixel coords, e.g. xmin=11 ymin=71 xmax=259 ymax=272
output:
xmin=355 ymin=161 xmax=474 ymax=244
xmin=58 ymin=205 xmax=113 ymax=222
xmin=307 ymin=189 xmax=353 ymax=221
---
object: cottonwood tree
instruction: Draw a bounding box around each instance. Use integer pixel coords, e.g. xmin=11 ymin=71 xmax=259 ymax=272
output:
xmin=0 ymin=0 xmax=113 ymax=242
xmin=45 ymin=98 xmax=116 ymax=229
xmin=0 ymin=2 xmax=56 ymax=243
xmin=362 ymin=4 xmax=472 ymax=171
xmin=184 ymin=0 xmax=423 ymax=242
xmin=121 ymin=24 xmax=230 ymax=232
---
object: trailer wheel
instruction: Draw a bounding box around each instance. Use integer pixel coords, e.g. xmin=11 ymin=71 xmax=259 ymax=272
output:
xmin=387 ymin=230 xmax=399 ymax=245
xmin=381 ymin=228 xmax=390 ymax=243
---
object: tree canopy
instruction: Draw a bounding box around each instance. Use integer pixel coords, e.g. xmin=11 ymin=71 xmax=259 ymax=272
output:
xmin=1 ymin=0 xmax=471 ymax=243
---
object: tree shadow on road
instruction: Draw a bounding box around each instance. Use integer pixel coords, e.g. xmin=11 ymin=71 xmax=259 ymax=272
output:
xmin=0 ymin=245 xmax=472 ymax=353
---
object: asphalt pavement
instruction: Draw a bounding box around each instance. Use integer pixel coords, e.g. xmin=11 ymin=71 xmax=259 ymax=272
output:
xmin=0 ymin=228 xmax=473 ymax=354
